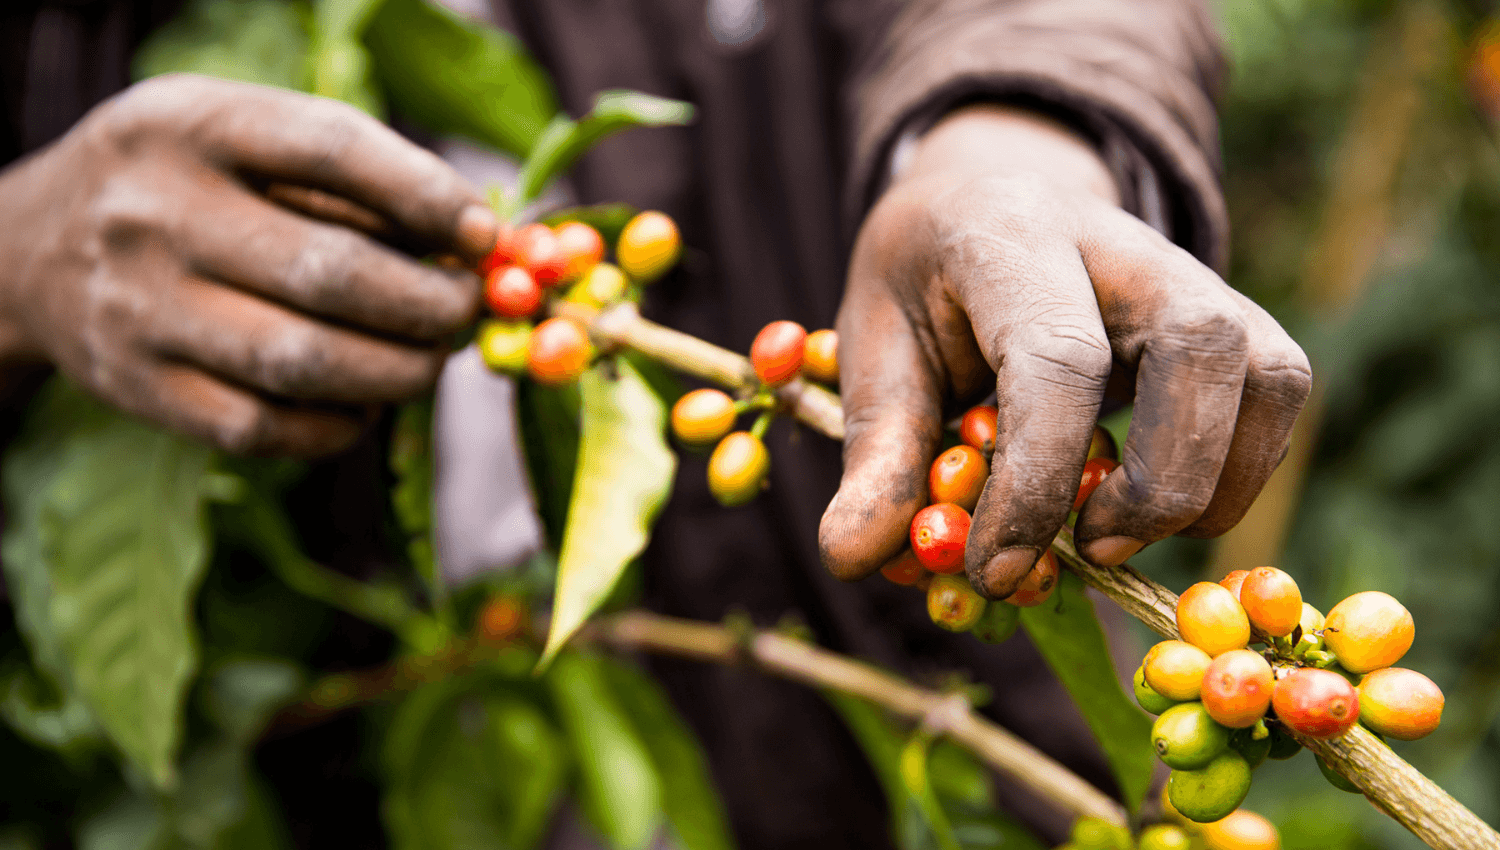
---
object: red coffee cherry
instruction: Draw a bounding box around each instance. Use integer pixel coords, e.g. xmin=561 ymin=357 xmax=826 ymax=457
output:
xmin=479 ymin=224 xmax=519 ymax=276
xmin=959 ymin=405 xmax=998 ymax=454
xmin=1200 ymin=649 xmax=1275 ymax=728
xmin=749 ymin=321 xmax=807 ymax=387
xmin=1322 ymin=591 xmax=1414 ymax=674
xmin=1218 ymin=569 xmax=1250 ymax=601
xmin=928 ymin=445 xmax=988 ymax=512
xmin=1272 ymin=668 xmax=1360 ymax=739
xmin=526 ymin=317 xmax=592 ymax=385
xmin=707 ymin=432 xmax=770 ymax=507
xmin=1239 ymin=567 xmax=1303 ymax=637
xmin=802 ymin=329 xmax=839 ymax=384
xmin=1143 ymin=640 xmax=1213 ymax=701
xmin=1074 ymin=456 xmax=1118 ymax=512
xmin=910 ymin=503 xmax=970 ymax=574
xmin=1358 ymin=667 xmax=1444 ymax=741
xmin=880 ymin=550 xmax=926 ymax=586
xmin=1004 ymin=550 xmax=1060 ymax=607
xmin=484 ymin=265 xmax=543 ymax=319
xmin=554 ymin=220 xmax=605 ymax=281
xmin=1177 ymin=582 xmax=1251 ymax=657
xmin=671 ymin=389 xmax=737 ymax=447
xmin=514 ymin=223 xmax=570 ymax=286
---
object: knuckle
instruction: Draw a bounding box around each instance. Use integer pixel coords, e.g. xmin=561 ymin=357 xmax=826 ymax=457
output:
xmin=1009 ymin=323 xmax=1113 ymax=391
xmin=286 ymin=225 xmax=362 ymax=310
xmin=1117 ymin=458 xmax=1217 ymax=529
xmin=89 ymin=175 xmax=176 ymax=252
xmin=1154 ymin=300 xmax=1250 ymax=377
xmin=252 ymin=323 xmax=327 ymax=396
xmin=1252 ymin=340 xmax=1314 ymax=408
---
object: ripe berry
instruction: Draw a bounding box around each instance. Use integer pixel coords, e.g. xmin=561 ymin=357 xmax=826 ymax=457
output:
xmin=671 ymin=388 xmax=737 ymax=447
xmin=1074 ymin=456 xmax=1118 ymax=512
xmin=484 ymin=265 xmax=543 ymax=319
xmin=1004 ymin=550 xmax=1059 ymax=607
xmin=749 ymin=321 xmax=807 ymax=387
xmin=880 ymin=550 xmax=926 ymax=586
xmin=526 ymin=317 xmax=592 ymax=384
xmin=1322 ymin=591 xmax=1414 ymax=674
xmin=1357 ymin=667 xmax=1444 ymax=740
xmin=477 ymin=320 xmax=532 ymax=374
xmin=971 ymin=600 xmax=1021 ymax=644
xmin=567 ymin=262 xmax=629 ymax=307
xmin=1176 ymin=582 xmax=1251 ymax=657
xmin=617 ymin=210 xmax=681 ymax=282
xmin=477 ymin=595 xmax=527 ymax=642
xmin=958 ymin=405 xmax=998 ymax=454
xmin=802 ymin=329 xmax=839 ymax=384
xmin=909 ymin=503 xmax=970 ymax=574
xmin=1143 ymin=640 xmax=1213 ymax=701
xmin=1152 ymin=702 xmax=1231 ymax=769
xmin=1167 ymin=751 xmax=1251 ymax=823
xmin=1087 ymin=425 xmax=1117 ymax=463
xmin=1200 ymin=649 xmax=1274 ymax=728
xmin=1272 ymin=668 xmax=1360 ymax=739
xmin=707 ymin=432 xmax=770 ymax=506
xmin=1218 ymin=569 xmax=1250 ymax=601
xmin=928 ymin=445 xmax=988 ymax=512
xmin=479 ymin=225 xmax=519 ymax=276
xmin=554 ymin=220 xmax=605 ymax=280
xmin=927 ymin=574 xmax=987 ymax=632
xmin=1198 ymin=810 xmax=1281 ymax=850
xmin=1134 ymin=665 xmax=1178 ymax=715
xmin=514 ymin=223 xmax=570 ymax=286
xmin=1138 ymin=824 xmax=1192 ymax=850
xmin=1238 ymin=567 xmax=1302 ymax=637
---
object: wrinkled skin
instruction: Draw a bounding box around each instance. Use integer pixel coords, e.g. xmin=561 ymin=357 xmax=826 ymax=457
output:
xmin=819 ymin=105 xmax=1311 ymax=596
xmin=0 ymin=74 xmax=495 ymax=455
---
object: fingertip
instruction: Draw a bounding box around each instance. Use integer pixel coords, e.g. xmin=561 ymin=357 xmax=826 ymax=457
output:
xmin=456 ymin=204 xmax=499 ymax=261
xmin=970 ymin=545 xmax=1040 ymax=599
xmin=818 ymin=474 xmax=925 ymax=581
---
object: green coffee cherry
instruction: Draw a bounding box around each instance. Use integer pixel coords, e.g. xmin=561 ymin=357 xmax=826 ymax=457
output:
xmin=1167 ymin=751 xmax=1251 ymax=823
xmin=970 ymin=600 xmax=1020 ymax=644
xmin=1266 ymin=723 xmax=1302 ymax=760
xmin=1135 ymin=665 xmax=1179 ymax=716
xmin=1229 ymin=723 xmax=1272 ymax=769
xmin=1069 ymin=817 xmax=1132 ymax=850
xmin=1318 ymin=755 xmax=1361 ymax=794
xmin=1152 ymin=702 xmax=1230 ymax=770
xmin=477 ymin=320 xmax=532 ymax=374
xmin=1138 ymin=824 xmax=1192 ymax=850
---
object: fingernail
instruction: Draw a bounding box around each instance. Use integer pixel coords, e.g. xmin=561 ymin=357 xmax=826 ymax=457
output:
xmin=979 ymin=547 xmax=1040 ymax=598
xmin=456 ymin=204 xmax=498 ymax=259
xmin=1082 ymin=536 xmax=1143 ymax=567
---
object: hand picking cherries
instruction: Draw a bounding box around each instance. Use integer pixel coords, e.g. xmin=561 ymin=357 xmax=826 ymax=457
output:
xmin=1129 ymin=567 xmax=1442 ymax=823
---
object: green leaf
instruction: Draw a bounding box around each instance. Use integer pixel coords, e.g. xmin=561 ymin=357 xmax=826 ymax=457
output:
xmin=599 ymin=659 xmax=736 ymax=850
xmin=199 ymin=658 xmax=304 ymax=744
xmin=308 ymin=0 xmax=387 ymax=115
xmin=389 ymin=398 xmax=438 ymax=594
xmin=899 ymin=732 xmax=962 ymax=850
xmin=539 ymin=360 xmax=676 ymax=666
xmin=133 ymin=0 xmax=312 ymax=88
xmin=516 ymin=380 xmax=582 ymax=548
xmin=518 ymin=91 xmax=695 ymax=204
xmin=0 ymin=665 xmax=101 ymax=754
xmin=546 ymin=652 xmax=662 ymax=850
xmin=2 ymin=380 xmax=215 ymax=790
xmin=363 ymin=0 xmax=557 ymax=158
xmin=1018 ymin=571 xmax=1154 ymax=814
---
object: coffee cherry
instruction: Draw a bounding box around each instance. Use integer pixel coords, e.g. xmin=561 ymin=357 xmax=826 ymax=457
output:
xmin=1218 ymin=569 xmax=1250 ymax=601
xmin=479 ymin=225 xmax=519 ymax=276
xmin=1070 ymin=818 xmax=1132 ymax=850
xmin=514 ymin=223 xmax=570 ymax=286
xmin=1272 ymin=668 xmax=1360 ymax=739
xmin=484 ymin=265 xmax=544 ymax=319
xmin=1153 ymin=702 xmax=1231 ymax=769
xmin=1322 ymin=591 xmax=1414 ymax=674
xmin=880 ymin=550 xmax=926 ymax=586
xmin=1004 ymin=550 xmax=1060 ymax=607
xmin=971 ymin=601 xmax=1021 ymax=644
xmin=1238 ymin=567 xmax=1302 ymax=637
xmin=1177 ymin=582 xmax=1251 ymax=657
xmin=526 ymin=317 xmax=592 ymax=384
xmin=617 ymin=211 xmax=681 ymax=282
xmin=1074 ymin=456 xmax=1118 ymax=512
xmin=1134 ymin=665 xmax=1179 ymax=715
xmin=554 ymin=220 xmax=604 ymax=280
xmin=1200 ymin=649 xmax=1274 ymax=728
xmin=927 ymin=574 xmax=987 ymax=632
xmin=1299 ymin=603 xmax=1325 ymax=635
xmin=671 ymin=388 xmax=737 ymax=447
xmin=1138 ymin=824 xmax=1192 ymax=850
xmin=749 ymin=321 xmax=807 ymax=387
xmin=928 ymin=445 xmax=988 ymax=512
xmin=1144 ymin=640 xmax=1213 ymax=701
xmin=1317 ymin=754 xmax=1361 ymax=793
xmin=1199 ymin=810 xmax=1280 ymax=850
xmin=802 ymin=329 xmax=839 ymax=384
xmin=568 ymin=262 xmax=629 ymax=307
xmin=958 ymin=405 xmax=998 ymax=454
xmin=1087 ymin=425 xmax=1117 ymax=462
xmin=1265 ymin=723 xmax=1301 ymax=760
xmin=1357 ymin=667 xmax=1443 ymax=740
xmin=707 ymin=432 xmax=770 ymax=506
xmin=1168 ymin=751 xmax=1251 ymax=823
xmin=477 ymin=595 xmax=527 ymax=642
xmin=1229 ymin=724 xmax=1273 ymax=769
xmin=477 ymin=320 xmax=532 ymax=374
xmin=910 ymin=503 xmax=970 ymax=574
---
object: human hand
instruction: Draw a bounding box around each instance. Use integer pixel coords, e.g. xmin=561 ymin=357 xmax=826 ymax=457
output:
xmin=0 ymin=74 xmax=496 ymax=456
xmin=818 ymin=105 xmax=1311 ymax=597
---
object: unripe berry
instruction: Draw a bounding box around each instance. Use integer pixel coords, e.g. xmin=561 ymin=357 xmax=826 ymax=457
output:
xmin=1004 ymin=550 xmax=1060 ymax=607
xmin=477 ymin=320 xmax=531 ymax=374
xmin=749 ymin=321 xmax=807 ymax=387
xmin=1070 ymin=818 xmax=1132 ymax=850
xmin=1265 ymin=723 xmax=1301 ymax=760
xmin=1357 ymin=667 xmax=1443 ymax=740
xmin=909 ymin=503 xmax=970 ymax=574
xmin=802 ymin=329 xmax=839 ymax=384
xmin=1152 ymin=702 xmax=1231 ymax=769
xmin=971 ymin=601 xmax=1021 ymax=644
xmin=671 ymin=389 xmax=737 ymax=447
xmin=1167 ymin=751 xmax=1251 ymax=823
xmin=526 ymin=317 xmax=592 ymax=384
xmin=1134 ymin=665 xmax=1178 ymax=715
xmin=485 ymin=265 xmax=544 ymax=318
xmin=1199 ymin=810 xmax=1280 ymax=850
xmin=929 ymin=445 xmax=988 ymax=512
xmin=1176 ymin=582 xmax=1251 ymax=657
xmin=1229 ymin=724 xmax=1273 ymax=769
xmin=1074 ymin=456 xmax=1117 ymax=512
xmin=1087 ymin=425 xmax=1117 ymax=463
xmin=927 ymin=574 xmax=987 ymax=632
xmin=477 ymin=595 xmax=527 ymax=642
xmin=616 ymin=210 xmax=681 ymax=282
xmin=567 ymin=262 xmax=629 ymax=307
xmin=1138 ymin=824 xmax=1192 ymax=850
xmin=707 ymin=432 xmax=770 ymax=507
xmin=1144 ymin=640 xmax=1213 ymax=701
xmin=1299 ymin=603 xmax=1325 ymax=635
xmin=879 ymin=550 xmax=926 ymax=586
xmin=553 ymin=220 xmax=605 ymax=280
xmin=1239 ymin=567 xmax=1302 ymax=637
xmin=1218 ymin=569 xmax=1250 ymax=601
xmin=1322 ymin=591 xmax=1414 ymax=674
xmin=1272 ymin=668 xmax=1360 ymax=739
xmin=1200 ymin=649 xmax=1274 ymax=728
xmin=959 ymin=405 xmax=998 ymax=454
xmin=514 ymin=223 xmax=570 ymax=286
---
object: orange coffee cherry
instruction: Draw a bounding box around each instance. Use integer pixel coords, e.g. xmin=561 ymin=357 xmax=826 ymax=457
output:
xmin=477 ymin=595 xmax=528 ymax=642
xmin=616 ymin=210 xmax=682 ymax=282
xmin=707 ymin=432 xmax=770 ymax=506
xmin=1238 ymin=567 xmax=1302 ymax=637
xmin=1074 ymin=456 xmax=1117 ymax=512
xmin=1199 ymin=810 xmax=1281 ymax=850
xmin=958 ymin=405 xmax=998 ymax=454
xmin=928 ymin=445 xmax=988 ymax=512
xmin=1200 ymin=649 xmax=1275 ymax=728
xmin=1004 ymin=550 xmax=1060 ymax=607
xmin=526 ymin=317 xmax=592 ymax=384
xmin=1143 ymin=640 xmax=1213 ymax=701
xmin=554 ymin=220 xmax=605 ymax=281
xmin=1273 ymin=668 xmax=1360 ymax=739
xmin=802 ymin=329 xmax=839 ymax=384
xmin=1358 ymin=667 xmax=1444 ymax=741
xmin=749 ymin=320 xmax=807 ymax=387
xmin=671 ymin=388 xmax=737 ymax=447
xmin=1322 ymin=591 xmax=1414 ymax=674
xmin=1177 ymin=582 xmax=1251 ymax=657
xmin=880 ymin=550 xmax=926 ymax=586
xmin=1218 ymin=570 xmax=1250 ymax=601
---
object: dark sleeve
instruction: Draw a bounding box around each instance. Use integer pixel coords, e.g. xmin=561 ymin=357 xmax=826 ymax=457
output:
xmin=841 ymin=0 xmax=1229 ymax=273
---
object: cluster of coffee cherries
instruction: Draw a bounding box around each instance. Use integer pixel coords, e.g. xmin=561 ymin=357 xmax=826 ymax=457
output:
xmin=668 ymin=322 xmax=839 ymax=506
xmin=1135 ymin=568 xmax=1443 ymax=823
xmin=879 ymin=404 xmax=1120 ymax=637
xmin=474 ymin=210 xmax=682 ymax=383
xmin=1060 ymin=805 xmax=1279 ymax=850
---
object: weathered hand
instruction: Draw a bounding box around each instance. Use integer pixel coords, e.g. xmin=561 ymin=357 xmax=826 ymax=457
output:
xmin=0 ymin=74 xmax=497 ymax=456
xmin=819 ymin=106 xmax=1311 ymax=597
